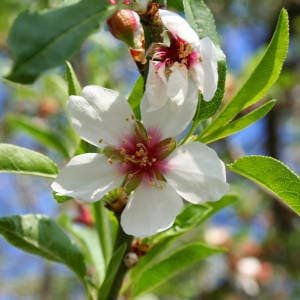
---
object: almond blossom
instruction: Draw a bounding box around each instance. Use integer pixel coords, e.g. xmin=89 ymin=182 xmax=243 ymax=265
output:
xmin=144 ymin=9 xmax=219 ymax=111
xmin=51 ymin=85 xmax=229 ymax=237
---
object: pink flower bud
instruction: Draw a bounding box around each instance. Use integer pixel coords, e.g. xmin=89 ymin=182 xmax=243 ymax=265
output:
xmin=74 ymin=204 xmax=94 ymax=227
xmin=107 ymin=9 xmax=141 ymax=47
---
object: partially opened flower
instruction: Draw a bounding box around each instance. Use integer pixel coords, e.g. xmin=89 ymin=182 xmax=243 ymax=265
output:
xmin=144 ymin=9 xmax=219 ymax=110
xmin=52 ymin=85 xmax=229 ymax=237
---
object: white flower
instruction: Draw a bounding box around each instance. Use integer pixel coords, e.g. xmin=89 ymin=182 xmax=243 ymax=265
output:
xmin=144 ymin=9 xmax=219 ymax=111
xmin=52 ymin=85 xmax=229 ymax=237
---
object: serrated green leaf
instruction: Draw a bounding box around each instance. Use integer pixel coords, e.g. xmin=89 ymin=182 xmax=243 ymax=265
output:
xmin=0 ymin=214 xmax=86 ymax=279
xmin=131 ymin=243 xmax=222 ymax=297
xmin=200 ymin=100 xmax=277 ymax=143
xmin=0 ymin=143 xmax=57 ymax=178
xmin=227 ymin=156 xmax=300 ymax=215
xmin=66 ymin=61 xmax=81 ymax=96
xmin=128 ymin=76 xmax=144 ymax=120
xmin=7 ymin=0 xmax=109 ymax=83
xmin=183 ymin=0 xmax=219 ymax=45
xmin=6 ymin=114 xmax=71 ymax=158
xmin=201 ymin=9 xmax=289 ymax=138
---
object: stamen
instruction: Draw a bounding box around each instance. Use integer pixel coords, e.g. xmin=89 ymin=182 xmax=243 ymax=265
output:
xmin=136 ymin=143 xmax=148 ymax=152
xmin=117 ymin=126 xmax=170 ymax=187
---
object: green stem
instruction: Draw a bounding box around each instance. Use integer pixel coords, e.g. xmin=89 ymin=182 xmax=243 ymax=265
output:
xmin=93 ymin=201 xmax=112 ymax=267
xmin=108 ymin=226 xmax=132 ymax=300
xmin=97 ymin=221 xmax=132 ymax=300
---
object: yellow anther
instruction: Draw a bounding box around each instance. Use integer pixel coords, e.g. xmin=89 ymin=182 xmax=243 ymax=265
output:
xmin=149 ymin=180 xmax=156 ymax=187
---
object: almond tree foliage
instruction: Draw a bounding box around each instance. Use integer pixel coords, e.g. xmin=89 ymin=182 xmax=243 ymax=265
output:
xmin=0 ymin=0 xmax=299 ymax=299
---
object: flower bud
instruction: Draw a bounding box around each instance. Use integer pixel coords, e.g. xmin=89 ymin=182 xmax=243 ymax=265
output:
xmin=124 ymin=252 xmax=139 ymax=268
xmin=74 ymin=204 xmax=94 ymax=227
xmin=107 ymin=9 xmax=142 ymax=48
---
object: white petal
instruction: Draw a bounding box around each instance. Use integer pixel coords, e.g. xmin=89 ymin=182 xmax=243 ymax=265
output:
xmin=141 ymin=79 xmax=198 ymax=138
xmin=68 ymin=86 xmax=134 ymax=147
xmin=121 ymin=183 xmax=183 ymax=237
xmin=159 ymin=9 xmax=200 ymax=46
xmin=167 ymin=63 xmax=188 ymax=106
xmin=51 ymin=153 xmax=123 ymax=202
xmin=143 ymin=62 xmax=168 ymax=111
xmin=165 ymin=142 xmax=229 ymax=203
xmin=190 ymin=61 xmax=204 ymax=95
xmin=196 ymin=37 xmax=218 ymax=101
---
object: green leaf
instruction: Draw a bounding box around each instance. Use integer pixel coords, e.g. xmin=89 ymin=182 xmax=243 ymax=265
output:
xmin=98 ymin=243 xmax=127 ymax=300
xmin=7 ymin=0 xmax=109 ymax=83
xmin=58 ymin=214 xmax=105 ymax=285
xmin=201 ymin=9 xmax=289 ymax=138
xmin=174 ymin=194 xmax=237 ymax=231
xmin=0 ymin=214 xmax=86 ymax=279
xmin=200 ymin=100 xmax=277 ymax=143
xmin=151 ymin=194 xmax=237 ymax=243
xmin=66 ymin=61 xmax=81 ymax=96
xmin=52 ymin=191 xmax=73 ymax=203
xmin=183 ymin=0 xmax=219 ymax=45
xmin=167 ymin=0 xmax=183 ymax=11
xmin=128 ymin=76 xmax=144 ymax=120
xmin=131 ymin=243 xmax=222 ymax=297
xmin=227 ymin=156 xmax=300 ymax=215
xmin=6 ymin=114 xmax=71 ymax=158
xmin=93 ymin=201 xmax=115 ymax=268
xmin=72 ymin=225 xmax=105 ymax=284
xmin=0 ymin=143 xmax=57 ymax=178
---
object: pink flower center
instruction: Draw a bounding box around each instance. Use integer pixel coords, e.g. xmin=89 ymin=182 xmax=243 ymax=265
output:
xmin=104 ymin=121 xmax=176 ymax=190
xmin=118 ymin=129 xmax=171 ymax=184
xmin=153 ymin=34 xmax=199 ymax=69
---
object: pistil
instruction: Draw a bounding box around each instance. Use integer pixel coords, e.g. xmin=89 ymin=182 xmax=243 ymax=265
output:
xmin=104 ymin=124 xmax=176 ymax=188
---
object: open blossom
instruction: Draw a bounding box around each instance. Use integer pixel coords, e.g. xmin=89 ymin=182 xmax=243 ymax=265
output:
xmin=51 ymin=85 xmax=229 ymax=237
xmin=144 ymin=9 xmax=219 ymax=110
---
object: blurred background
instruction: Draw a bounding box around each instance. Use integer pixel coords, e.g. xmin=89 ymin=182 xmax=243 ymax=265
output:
xmin=0 ymin=0 xmax=299 ymax=299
